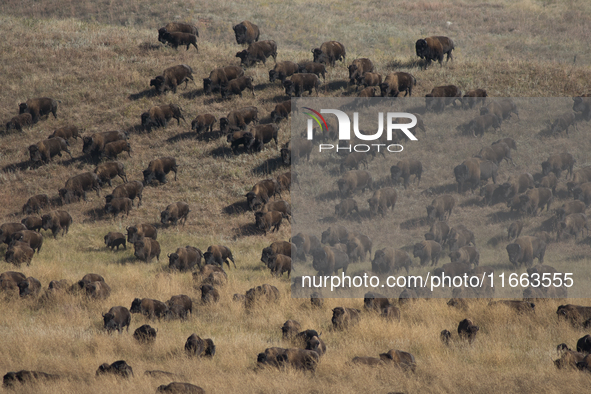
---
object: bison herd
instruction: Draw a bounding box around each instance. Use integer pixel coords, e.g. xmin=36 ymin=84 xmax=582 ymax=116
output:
xmin=2 ymin=10 xmax=591 ymax=393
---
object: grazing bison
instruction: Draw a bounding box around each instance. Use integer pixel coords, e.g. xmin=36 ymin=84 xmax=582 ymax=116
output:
xmin=5 ymin=241 xmax=35 ymax=267
xmin=332 ymin=307 xmax=361 ymax=330
xmin=5 ymin=113 xmax=33 ymax=132
xmin=372 ymin=247 xmax=412 ymax=274
xmin=292 ymin=232 xmax=321 ymax=262
xmin=448 ymin=225 xmax=475 ymax=252
xmin=104 ymin=232 xmax=126 ymax=251
xmin=321 ymin=225 xmax=349 ymax=246
xmin=312 ymin=41 xmax=346 ymax=67
xmin=557 ymin=213 xmax=589 ymax=240
xmin=507 ymin=221 xmax=523 ymax=241
xmin=150 ymin=64 xmax=194 ymax=94
xmin=47 ymin=126 xmax=80 ymax=141
xmin=94 ymin=161 xmax=127 ymax=187
xmin=269 ymin=61 xmax=299 ymax=83
xmin=17 ymin=276 xmax=41 ymax=297
xmin=245 ymin=284 xmax=280 ymax=309
xmin=236 ymin=40 xmax=277 ymax=66
xmin=191 ymin=114 xmax=217 ymax=134
xmin=204 ymin=245 xmax=236 ymax=269
xmin=141 ymin=104 xmax=185 ymax=131
xmin=413 ymin=240 xmax=442 ymax=266
xmin=338 ymin=170 xmax=373 ymax=196
xmin=108 ymin=180 xmax=143 ymax=207
xmin=220 ymin=76 xmax=255 ymax=99
xmin=161 ymin=202 xmax=190 ymax=226
xmin=219 ymin=106 xmax=259 ymax=132
xmin=298 ymin=61 xmax=327 ymax=81
xmin=390 ymin=159 xmax=422 ymax=189
xmin=21 ymin=216 xmax=43 ymax=232
xmin=233 ymin=20 xmax=259 ymax=45
xmin=506 ymin=236 xmax=546 ymax=267
xmin=270 ymin=100 xmax=292 ymax=123
xmin=542 ymin=152 xmax=576 ymax=179
xmin=367 ymin=188 xmax=397 ymax=217
xmin=82 ymin=130 xmax=126 ymax=160
xmin=166 ymin=294 xmax=193 ymax=319
xmin=102 ymin=140 xmax=131 ymax=159
xmin=10 ymin=230 xmax=42 ymax=254
xmin=468 ymin=114 xmax=502 ymax=137
xmin=143 ymin=157 xmax=178 ymax=185
xmin=96 ymin=360 xmax=134 ymax=378
xmin=104 ymin=197 xmax=132 ymax=218
xmin=199 ymin=284 xmax=220 ymax=304
xmin=462 ymin=89 xmax=487 ymax=109
xmin=257 ymin=347 xmax=319 ymax=372
xmin=457 ymin=318 xmax=479 ymax=343
xmin=130 ymin=298 xmax=168 ymax=319
xmin=134 ymin=238 xmax=161 ymax=263
xmin=60 ymin=172 xmax=101 ymax=204
xmin=133 ymin=324 xmax=157 ymax=343
xmin=169 ymin=246 xmax=202 ymax=271
xmin=449 ymin=246 xmax=480 ymax=267
xmin=516 ymin=187 xmax=553 ymax=216
xmin=126 ymin=224 xmax=157 ymax=243
xmin=29 ymin=137 xmax=72 ymax=165
xmin=203 ymin=65 xmax=245 ymax=94
xmin=427 ymin=194 xmax=455 ymax=222
xmin=246 ymin=179 xmax=281 ymax=210
xmin=379 ymin=349 xmax=416 ymax=372
xmin=41 ymin=211 xmax=72 ymax=238
xmin=247 ymin=124 xmax=280 ymax=152
xmin=379 ymin=72 xmax=416 ymax=97
xmin=477 ymin=141 xmax=514 ymax=166
xmin=312 ymin=246 xmax=349 ymax=276
xmin=426 ymin=85 xmax=462 ymax=112
xmin=22 ymin=194 xmax=49 ymax=215
xmin=158 ymin=28 xmax=198 ymax=51
xmin=281 ymin=139 xmax=313 ymax=164
xmin=158 ymin=22 xmax=198 ymax=39
xmin=103 ymin=306 xmax=131 ymax=333
xmin=255 ymin=211 xmax=285 ymax=235
xmin=416 ymin=36 xmax=455 ymax=68
xmin=348 ymin=58 xmax=374 ymax=86
xmin=284 ymin=73 xmax=320 ymax=97
xmin=19 ymin=97 xmax=59 ymax=123
xmin=335 ymin=199 xmax=359 ymax=218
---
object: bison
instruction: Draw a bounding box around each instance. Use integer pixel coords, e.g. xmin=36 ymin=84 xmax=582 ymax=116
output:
xmin=41 ymin=211 xmax=72 ymax=238
xmin=161 ymin=202 xmax=190 ymax=226
xmin=312 ymin=41 xmax=346 ymax=67
xmin=94 ymin=161 xmax=127 ymax=187
xmin=506 ymin=236 xmax=546 ymax=267
xmin=103 ymin=306 xmax=131 ymax=333
xmin=233 ymin=20 xmax=259 ymax=45
xmin=284 ymin=73 xmax=320 ymax=97
xmin=104 ymin=232 xmax=126 ymax=251
xmin=203 ymin=65 xmax=244 ymax=94
xmin=19 ymin=97 xmax=59 ymax=123
xmin=150 ymin=64 xmax=194 ymax=94
xmin=29 ymin=137 xmax=72 ymax=165
xmin=134 ymin=238 xmax=161 ymax=263
xmin=143 ymin=157 xmax=178 ymax=185
xmin=415 ymin=36 xmax=455 ymax=68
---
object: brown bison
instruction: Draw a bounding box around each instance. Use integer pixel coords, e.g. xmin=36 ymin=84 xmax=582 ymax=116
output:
xmin=233 ymin=20 xmax=259 ymax=45
xmin=60 ymin=172 xmax=101 ymax=204
xmin=143 ymin=157 xmax=178 ymax=185
xmin=462 ymin=89 xmax=487 ymax=109
xmin=104 ymin=232 xmax=126 ymax=251
xmin=21 ymin=216 xmax=43 ymax=232
xmin=203 ymin=65 xmax=245 ymax=93
xmin=158 ymin=28 xmax=198 ymax=50
xmin=372 ymin=248 xmax=412 ymax=274
xmin=29 ymin=137 xmax=71 ymax=165
xmin=236 ymin=40 xmax=277 ymax=66
xmin=103 ymin=306 xmax=131 ymax=333
xmin=413 ymin=240 xmax=442 ymax=266
xmin=297 ymin=61 xmax=327 ymax=81
xmin=270 ymin=100 xmax=292 ymax=123
xmin=130 ymin=298 xmax=168 ymax=319
xmin=427 ymin=194 xmax=455 ymax=221
xmin=220 ymin=76 xmax=255 ymax=99
xmin=191 ymin=114 xmax=217 ymax=134
xmin=126 ymin=224 xmax=157 ymax=243
xmin=312 ymin=41 xmax=346 ymax=67
xmin=95 ymin=361 xmax=133 ymax=378
xmin=542 ymin=152 xmax=576 ymax=179
xmin=219 ymin=106 xmax=259 ymax=132
xmin=94 ymin=161 xmax=127 ymax=187
xmin=204 ymin=245 xmax=236 ymax=269
xmin=150 ymin=64 xmax=194 ymax=94
xmin=166 ymin=294 xmax=193 ymax=319
xmin=5 ymin=241 xmax=35 ymax=267
xmin=416 ymin=36 xmax=455 ymax=68
xmin=134 ymin=238 xmax=161 ymax=263
xmin=246 ymin=179 xmax=281 ymax=210
xmin=169 ymin=246 xmax=202 ymax=271
xmin=332 ymin=307 xmax=360 ymax=330
xmin=133 ymin=324 xmax=157 ymax=343
xmin=247 ymin=124 xmax=280 ymax=152
xmin=19 ymin=97 xmax=59 ymax=123
xmin=312 ymin=246 xmax=349 ymax=276
xmin=284 ymin=73 xmax=320 ymax=97
xmin=158 ymin=22 xmax=198 ymax=39
xmin=41 ymin=211 xmax=72 ymax=238
xmin=390 ymin=159 xmax=422 ymax=189
xmin=269 ymin=61 xmax=299 ymax=83
xmin=22 ymin=194 xmax=49 ymax=215
xmin=380 ymin=72 xmax=416 ymax=97
xmin=457 ymin=318 xmax=479 ymax=343
xmin=161 ymin=202 xmax=190 ymax=226
xmin=245 ymin=284 xmax=280 ymax=309
xmin=5 ymin=113 xmax=33 ymax=132
xmin=506 ymin=236 xmax=546 ymax=267
xmin=338 ymin=170 xmax=373 ymax=196
xmin=367 ymin=188 xmax=397 ymax=217
xmin=426 ymin=85 xmax=462 ymax=112
xmin=157 ymin=382 xmax=204 ymax=393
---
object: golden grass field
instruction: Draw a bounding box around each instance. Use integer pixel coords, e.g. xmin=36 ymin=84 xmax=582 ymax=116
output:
xmin=1 ymin=0 xmax=591 ymax=392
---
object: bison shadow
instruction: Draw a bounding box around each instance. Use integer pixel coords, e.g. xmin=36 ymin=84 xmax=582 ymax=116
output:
xmin=167 ymin=132 xmax=197 ymax=144
xmin=3 ymin=160 xmax=32 ymax=173
xmin=387 ymin=58 xmax=424 ymax=70
xmin=399 ymin=216 xmax=430 ymax=230
xmin=325 ymin=80 xmax=348 ymax=91
xmin=459 ymin=197 xmax=484 ymax=208
xmin=223 ymin=200 xmax=250 ymax=215
xmin=251 ymin=157 xmax=286 ymax=175
xmin=487 ymin=210 xmax=520 ymax=223
xmin=255 ymin=83 xmax=273 ymax=92
xmin=232 ymin=223 xmax=263 ymax=238
xmin=315 ymin=190 xmax=341 ymax=202
xmin=196 ymin=130 xmax=225 ymax=142
xmin=180 ymin=89 xmax=205 ymax=100
xmin=487 ymin=234 xmax=508 ymax=248
xmin=420 ymin=183 xmax=458 ymax=197
xmin=82 ymin=207 xmax=110 ymax=222
xmin=128 ymin=89 xmax=159 ymax=101
xmin=116 ymin=255 xmax=141 ymax=265
xmin=138 ymin=42 xmax=162 ymax=51
xmin=208 ymin=146 xmax=234 ymax=158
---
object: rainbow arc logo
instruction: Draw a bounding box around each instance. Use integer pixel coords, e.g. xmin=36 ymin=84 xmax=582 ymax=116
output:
xmin=303 ymin=107 xmax=328 ymax=136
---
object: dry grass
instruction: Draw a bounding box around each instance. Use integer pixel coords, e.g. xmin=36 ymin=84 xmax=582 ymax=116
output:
xmin=1 ymin=0 xmax=591 ymax=392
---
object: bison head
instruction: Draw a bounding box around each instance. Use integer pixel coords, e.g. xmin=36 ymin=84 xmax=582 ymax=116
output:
xmin=415 ymin=38 xmax=428 ymax=58
xmin=129 ymin=298 xmax=143 ymax=313
xmin=18 ymin=102 xmax=28 ymax=114
xmin=311 ymin=248 xmax=328 ymax=271
xmin=203 ymin=77 xmax=213 ymax=93
xmin=157 ymin=27 xmax=168 ymax=43
xmin=390 ymin=166 xmax=402 ymax=184
xmin=160 ymin=210 xmax=171 ymax=224
xmin=269 ymin=70 xmax=278 ymax=83
xmin=454 ymin=163 xmax=469 ymax=182
xmin=367 ymin=196 xmax=379 ymax=216
xmin=142 ymin=169 xmax=155 ymax=186
xmin=337 ymin=179 xmax=350 ymax=197
xmin=233 ymin=24 xmax=247 ymax=43
xmin=280 ymin=148 xmax=291 ymax=165
xmin=379 ymin=82 xmax=391 ymax=97
xmin=541 ymin=161 xmax=552 ymax=176
xmin=371 ymin=250 xmax=387 ymax=273
xmin=506 ymin=243 xmax=523 ymax=266
xmin=235 ymin=50 xmax=249 ymax=63
xmin=412 ymin=243 xmax=425 ymax=259
xmin=28 ymin=144 xmax=42 ymax=162
xmin=283 ymin=80 xmax=295 ymax=97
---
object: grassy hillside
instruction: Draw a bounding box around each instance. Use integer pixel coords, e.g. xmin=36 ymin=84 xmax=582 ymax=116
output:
xmin=1 ymin=0 xmax=591 ymax=392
